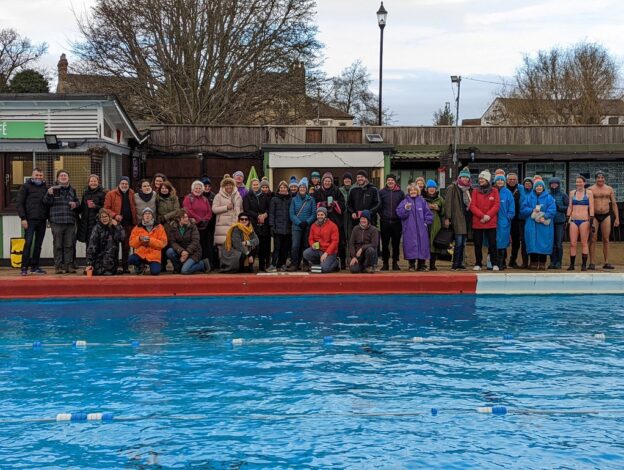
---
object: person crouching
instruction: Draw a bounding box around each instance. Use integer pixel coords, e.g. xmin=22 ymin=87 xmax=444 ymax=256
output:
xmin=85 ymin=209 xmax=125 ymax=276
xmin=128 ymin=207 xmax=168 ymax=275
xmin=220 ymin=212 xmax=260 ymax=273
xmin=166 ymin=209 xmax=210 ymax=274
xmin=303 ymin=207 xmax=339 ymax=273
xmin=348 ymin=210 xmax=380 ymax=273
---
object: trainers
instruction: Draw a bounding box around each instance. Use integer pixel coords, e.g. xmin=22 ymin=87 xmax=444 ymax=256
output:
xmin=134 ymin=264 xmax=146 ymax=275
xmin=392 ymin=262 xmax=401 ymax=271
xmin=65 ymin=266 xmax=77 ymax=274
xmin=603 ymin=263 xmax=615 ymax=270
xmin=364 ymin=266 xmax=375 ymax=274
xmin=493 ymin=265 xmax=500 ymax=272
xmin=30 ymin=267 xmax=46 ymax=275
xmin=54 ymin=266 xmax=63 ymax=274
xmin=202 ymin=258 xmax=211 ymax=273
xmin=21 ymin=267 xmax=29 ymax=276
xmin=266 ymin=265 xmax=277 ymax=273
xmin=286 ymin=265 xmax=299 ymax=272
xmin=473 ymin=265 xmax=482 ymax=271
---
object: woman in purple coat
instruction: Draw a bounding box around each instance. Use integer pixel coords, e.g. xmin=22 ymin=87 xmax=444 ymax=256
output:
xmin=396 ymin=183 xmax=434 ymax=271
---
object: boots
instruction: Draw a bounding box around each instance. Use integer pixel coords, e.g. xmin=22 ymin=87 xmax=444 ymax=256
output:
xmin=417 ymin=259 xmax=427 ymax=272
xmin=392 ymin=261 xmax=401 ymax=271
xmin=567 ymin=255 xmax=576 ymax=271
xmin=429 ymin=255 xmax=437 ymax=271
xmin=581 ymin=254 xmax=588 ymax=272
xmin=408 ymin=260 xmax=416 ymax=272
xmin=381 ymin=261 xmax=390 ymax=271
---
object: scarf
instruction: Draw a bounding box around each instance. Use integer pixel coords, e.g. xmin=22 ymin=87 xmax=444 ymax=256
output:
xmin=225 ymin=222 xmax=254 ymax=252
xmin=138 ymin=191 xmax=154 ymax=203
xmin=423 ymin=190 xmax=439 ymax=203
xmin=477 ymin=183 xmax=492 ymax=195
xmin=142 ymin=218 xmax=154 ymax=232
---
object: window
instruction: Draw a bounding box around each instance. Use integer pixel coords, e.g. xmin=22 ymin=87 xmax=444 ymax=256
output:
xmin=569 ymin=161 xmax=624 ymax=202
xmin=608 ymin=117 xmax=619 ymax=125
xmin=525 ymin=162 xmax=566 ymax=191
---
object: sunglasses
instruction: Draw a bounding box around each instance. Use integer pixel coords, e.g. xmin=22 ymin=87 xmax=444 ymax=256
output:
xmin=239 ymin=217 xmax=249 ymax=221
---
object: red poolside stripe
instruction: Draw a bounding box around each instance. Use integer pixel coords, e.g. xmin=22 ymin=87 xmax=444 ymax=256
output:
xmin=0 ymin=274 xmax=477 ymax=299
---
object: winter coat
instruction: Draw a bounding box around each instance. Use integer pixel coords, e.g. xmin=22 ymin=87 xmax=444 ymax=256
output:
xmin=315 ymin=184 xmax=345 ymax=229
xmin=237 ymin=186 xmax=249 ymax=199
xmin=423 ymin=191 xmax=445 ymax=253
xmin=520 ymin=190 xmax=556 ymax=255
xmin=470 ymin=185 xmax=500 ymax=230
xmin=134 ymin=191 xmax=157 ymax=217
xmin=219 ymin=226 xmax=260 ymax=273
xmin=289 ymin=193 xmax=317 ymax=231
xmin=43 ymin=184 xmax=80 ymax=225
xmin=507 ymin=184 xmax=521 ymax=221
xmin=183 ymin=193 xmax=212 ymax=230
xmin=77 ymin=186 xmax=106 ymax=244
xmin=104 ymin=188 xmax=137 ymax=225
xmin=339 ymin=185 xmax=353 ymax=240
xmin=444 ymin=182 xmax=468 ymax=235
xmin=243 ymin=191 xmax=271 ymax=237
xmin=349 ymin=224 xmax=380 ymax=258
xmin=86 ymin=221 xmax=125 ymax=275
xmin=166 ymin=220 xmax=202 ymax=263
xmin=308 ymin=219 xmax=340 ymax=255
xmin=347 ymin=183 xmax=381 ymax=225
xmin=549 ymin=187 xmax=570 ymax=224
xmin=17 ymin=179 xmax=48 ymax=221
xmin=518 ymin=187 xmax=534 ymax=219
xmin=129 ymin=223 xmax=168 ymax=263
xmin=396 ymin=195 xmax=433 ymax=260
xmin=496 ymin=186 xmax=516 ymax=249
xmin=269 ymin=193 xmax=292 ymax=235
xmin=379 ymin=185 xmax=405 ymax=223
xmin=156 ymin=193 xmax=181 ymax=225
xmin=212 ymin=188 xmax=243 ymax=245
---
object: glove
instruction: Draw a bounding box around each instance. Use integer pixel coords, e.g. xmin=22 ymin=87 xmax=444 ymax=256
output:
xmin=299 ymin=221 xmax=308 ymax=230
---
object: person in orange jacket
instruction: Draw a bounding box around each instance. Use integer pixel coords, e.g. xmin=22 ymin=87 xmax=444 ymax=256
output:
xmin=128 ymin=207 xmax=168 ymax=275
xmin=303 ymin=207 xmax=339 ymax=273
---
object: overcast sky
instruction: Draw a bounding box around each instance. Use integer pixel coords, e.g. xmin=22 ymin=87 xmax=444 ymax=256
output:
xmin=2 ymin=0 xmax=624 ymax=124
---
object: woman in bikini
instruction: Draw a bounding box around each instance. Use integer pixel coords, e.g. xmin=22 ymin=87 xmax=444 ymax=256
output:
xmin=567 ymin=175 xmax=594 ymax=271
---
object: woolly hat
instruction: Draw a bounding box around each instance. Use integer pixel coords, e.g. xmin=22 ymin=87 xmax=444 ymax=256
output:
xmin=342 ymin=172 xmax=353 ymax=181
xmin=201 ymin=177 xmax=211 ymax=186
xmin=534 ymin=180 xmax=546 ymax=190
xmin=494 ymin=174 xmax=506 ymax=184
xmin=119 ymin=176 xmax=130 ymax=184
xmin=299 ymin=177 xmax=309 ymax=189
xmin=289 ymin=175 xmax=298 ymax=185
xmin=523 ymin=176 xmax=533 ymax=185
xmin=426 ymin=179 xmax=437 ymax=188
xmin=478 ymin=170 xmax=491 ymax=182
xmin=142 ymin=207 xmax=154 ymax=215
xmin=386 ymin=173 xmax=397 ymax=181
xmin=233 ymin=170 xmax=244 ymax=178
xmin=459 ymin=167 xmax=471 ymax=178
xmin=238 ymin=212 xmax=251 ymax=220
xmin=415 ymin=176 xmax=426 ymax=186
xmin=360 ymin=210 xmax=372 ymax=222
xmin=221 ymin=175 xmax=236 ymax=188
xmin=311 ymin=171 xmax=321 ymax=179
xmin=322 ymin=171 xmax=334 ymax=182
xmin=316 ymin=206 xmax=328 ymax=216
xmin=260 ymin=178 xmax=270 ymax=188
xmin=277 ymin=180 xmax=288 ymax=190
xmin=595 ymin=170 xmax=605 ymax=178
xmin=494 ymin=168 xmax=506 ymax=176
xmin=549 ymin=177 xmax=561 ymax=185
xmin=357 ymin=169 xmax=368 ymax=178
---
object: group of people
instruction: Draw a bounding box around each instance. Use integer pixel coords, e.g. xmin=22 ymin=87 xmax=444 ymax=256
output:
xmin=16 ymin=166 xmax=620 ymax=276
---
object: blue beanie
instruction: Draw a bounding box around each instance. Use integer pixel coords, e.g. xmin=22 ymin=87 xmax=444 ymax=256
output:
xmin=426 ymin=179 xmax=437 ymax=189
xmin=494 ymin=175 xmax=506 ymax=184
xmin=311 ymin=171 xmax=321 ymax=178
xmin=298 ymin=177 xmax=309 ymax=189
xmin=459 ymin=167 xmax=471 ymax=178
xmin=534 ymin=180 xmax=546 ymax=190
xmin=289 ymin=176 xmax=298 ymax=187
xmin=360 ymin=210 xmax=372 ymax=222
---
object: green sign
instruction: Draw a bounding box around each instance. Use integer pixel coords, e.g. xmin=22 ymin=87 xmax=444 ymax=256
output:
xmin=0 ymin=121 xmax=45 ymax=139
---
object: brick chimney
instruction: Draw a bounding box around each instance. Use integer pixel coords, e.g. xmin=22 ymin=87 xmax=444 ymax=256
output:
xmin=56 ymin=54 xmax=68 ymax=93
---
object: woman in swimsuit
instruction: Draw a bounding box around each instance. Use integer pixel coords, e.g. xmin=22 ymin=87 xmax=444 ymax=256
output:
xmin=566 ymin=175 xmax=594 ymax=271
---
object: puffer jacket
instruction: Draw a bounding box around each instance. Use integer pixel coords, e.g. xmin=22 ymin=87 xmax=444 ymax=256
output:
xmin=17 ymin=179 xmax=48 ymax=221
xmin=290 ymin=193 xmax=317 ymax=230
xmin=308 ymin=219 xmax=339 ymax=255
xmin=349 ymin=224 xmax=380 ymax=258
xmin=156 ymin=193 xmax=181 ymax=225
xmin=269 ymin=192 xmax=292 ymax=235
xmin=183 ymin=193 xmax=212 ymax=230
xmin=86 ymin=221 xmax=125 ymax=275
xmin=129 ymin=223 xmax=168 ymax=263
xmin=166 ymin=220 xmax=202 ymax=262
xmin=379 ymin=185 xmax=405 ymax=223
xmin=470 ymin=184 xmax=500 ymax=229
xmin=212 ymin=188 xmax=243 ymax=245
xmin=243 ymin=191 xmax=271 ymax=237
xmin=104 ymin=188 xmax=137 ymax=225
xmin=347 ymin=182 xmax=381 ymax=224
xmin=43 ymin=184 xmax=79 ymax=224
xmin=549 ymin=181 xmax=569 ymax=224
xmin=77 ymin=185 xmax=106 ymax=243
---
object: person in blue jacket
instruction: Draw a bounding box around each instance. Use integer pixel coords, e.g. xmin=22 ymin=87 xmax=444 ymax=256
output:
xmin=517 ymin=176 xmax=534 ymax=268
xmin=548 ymin=177 xmax=569 ymax=269
xmin=520 ymin=177 xmax=556 ymax=270
xmin=288 ymin=177 xmax=317 ymax=271
xmin=494 ymin=175 xmax=515 ymax=270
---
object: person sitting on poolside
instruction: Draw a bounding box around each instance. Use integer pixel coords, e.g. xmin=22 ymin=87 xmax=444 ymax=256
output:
xmin=566 ymin=175 xmax=594 ymax=271
xmin=128 ymin=207 xmax=168 ymax=275
xmin=303 ymin=207 xmax=339 ymax=273
xmin=219 ymin=212 xmax=260 ymax=273
xmin=348 ymin=210 xmax=379 ymax=273
xmin=588 ymin=171 xmax=620 ymax=270
xmin=166 ymin=209 xmax=209 ymax=274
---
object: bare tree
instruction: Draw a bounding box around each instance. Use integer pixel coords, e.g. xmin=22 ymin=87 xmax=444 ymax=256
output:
xmin=0 ymin=28 xmax=47 ymax=91
xmin=499 ymin=42 xmax=620 ymax=124
xmin=73 ymin=0 xmax=321 ymax=124
xmin=325 ymin=60 xmax=393 ymax=125
xmin=433 ymin=102 xmax=454 ymax=125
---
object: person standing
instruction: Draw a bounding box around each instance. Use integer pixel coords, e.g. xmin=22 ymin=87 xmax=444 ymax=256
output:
xmin=548 ymin=177 xmax=569 ymax=269
xmin=85 ymin=209 xmax=125 ymax=276
xmin=212 ymin=175 xmax=243 ymax=249
xmin=520 ymin=178 xmax=556 ymax=270
xmin=566 ymin=176 xmax=594 ymax=271
xmin=233 ymin=171 xmax=249 ymax=199
xmin=104 ymin=176 xmax=137 ymax=273
xmin=396 ymin=183 xmax=433 ymax=271
xmin=77 ymin=174 xmax=106 ymax=255
xmin=315 ymin=172 xmax=347 ymax=269
xmin=303 ymin=207 xmax=340 ymax=273
xmin=43 ymin=169 xmax=80 ymax=274
xmin=589 ymin=171 xmax=620 ymax=270
xmin=183 ymin=180 xmax=213 ymax=264
xmin=151 ymin=173 xmax=167 ymax=193
xmin=379 ymin=173 xmax=405 ymax=271
xmin=16 ymin=168 xmax=48 ymax=275
xmin=348 ymin=210 xmax=380 ymax=273
xmin=134 ymin=179 xmax=157 ymax=216
xmin=339 ymin=172 xmax=354 ymax=249
xmin=348 ymin=170 xmax=380 ymax=227
xmin=494 ymin=174 xmax=515 ymax=270
xmin=470 ymin=170 xmax=500 ymax=271
xmin=268 ymin=181 xmax=292 ymax=272
xmin=444 ymin=167 xmax=472 ymax=271
xmin=201 ymin=177 xmax=217 ymax=267
xmin=423 ymin=179 xmax=445 ymax=271
xmin=288 ymin=177 xmax=316 ymax=271
xmin=128 ymin=207 xmax=168 ymax=275
xmin=310 ymin=171 xmax=322 ymax=192
xmin=506 ymin=172 xmax=522 ymax=268
xmin=518 ymin=177 xmax=534 ymax=268
xmin=244 ymin=178 xmax=271 ymax=272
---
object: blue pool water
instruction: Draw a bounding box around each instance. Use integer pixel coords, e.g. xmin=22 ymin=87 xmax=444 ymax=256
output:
xmin=1 ymin=294 xmax=624 ymax=468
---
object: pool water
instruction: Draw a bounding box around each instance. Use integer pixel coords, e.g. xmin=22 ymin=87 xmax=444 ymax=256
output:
xmin=1 ymin=295 xmax=623 ymax=468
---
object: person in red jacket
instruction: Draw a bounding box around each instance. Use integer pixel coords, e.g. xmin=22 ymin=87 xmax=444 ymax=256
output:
xmin=470 ymin=170 xmax=500 ymax=271
xmin=303 ymin=207 xmax=339 ymax=273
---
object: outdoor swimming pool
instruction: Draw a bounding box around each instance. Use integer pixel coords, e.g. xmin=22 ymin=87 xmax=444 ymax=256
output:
xmin=1 ymin=294 xmax=623 ymax=468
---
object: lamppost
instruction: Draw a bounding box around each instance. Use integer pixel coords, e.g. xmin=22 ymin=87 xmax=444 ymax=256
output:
xmin=451 ymin=75 xmax=461 ymax=165
xmin=377 ymin=2 xmax=387 ymax=126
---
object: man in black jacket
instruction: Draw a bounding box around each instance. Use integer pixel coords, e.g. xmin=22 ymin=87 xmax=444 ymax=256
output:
xmin=347 ymin=170 xmax=380 ymax=227
xmin=378 ymin=174 xmax=405 ymax=270
xmin=506 ymin=172 xmax=521 ymax=268
xmin=17 ymin=168 xmax=48 ymax=275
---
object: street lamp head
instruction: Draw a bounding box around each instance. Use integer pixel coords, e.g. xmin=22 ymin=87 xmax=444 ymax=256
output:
xmin=450 ymin=75 xmax=461 ymax=84
xmin=377 ymin=2 xmax=388 ymax=29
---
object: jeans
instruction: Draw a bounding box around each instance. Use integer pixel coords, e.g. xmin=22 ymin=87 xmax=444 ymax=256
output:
xmin=452 ymin=233 xmax=467 ymax=268
xmin=22 ymin=219 xmax=47 ymax=269
xmin=473 ymin=228 xmax=498 ymax=267
xmin=127 ymin=253 xmax=161 ymax=275
xmin=380 ymin=220 xmax=402 ymax=264
xmin=290 ymin=228 xmax=306 ymax=268
xmin=50 ymin=223 xmax=76 ymax=268
xmin=303 ymin=248 xmax=338 ymax=273
xmin=551 ymin=222 xmax=565 ymax=267
xmin=166 ymin=248 xmax=207 ymax=274
xmin=349 ymin=246 xmax=378 ymax=273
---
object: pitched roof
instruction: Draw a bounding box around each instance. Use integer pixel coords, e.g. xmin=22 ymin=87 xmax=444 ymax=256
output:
xmin=304 ymin=97 xmax=354 ymax=120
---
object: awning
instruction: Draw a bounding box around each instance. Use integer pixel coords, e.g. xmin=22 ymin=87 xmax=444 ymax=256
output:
xmin=268 ymin=151 xmax=385 ymax=168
